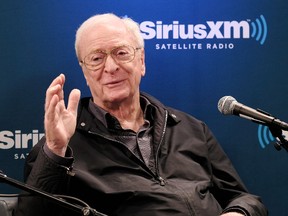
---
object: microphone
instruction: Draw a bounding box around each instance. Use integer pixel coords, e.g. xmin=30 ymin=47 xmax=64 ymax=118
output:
xmin=218 ymin=96 xmax=288 ymax=131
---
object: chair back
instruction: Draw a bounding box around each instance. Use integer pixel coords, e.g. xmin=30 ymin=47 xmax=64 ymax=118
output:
xmin=0 ymin=196 xmax=18 ymax=216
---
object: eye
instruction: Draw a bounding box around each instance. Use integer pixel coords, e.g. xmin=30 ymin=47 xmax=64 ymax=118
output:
xmin=86 ymin=53 xmax=105 ymax=64
xmin=114 ymin=47 xmax=134 ymax=61
xmin=116 ymin=49 xmax=130 ymax=57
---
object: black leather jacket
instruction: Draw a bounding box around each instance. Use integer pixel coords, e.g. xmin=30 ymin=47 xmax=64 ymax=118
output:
xmin=15 ymin=93 xmax=267 ymax=216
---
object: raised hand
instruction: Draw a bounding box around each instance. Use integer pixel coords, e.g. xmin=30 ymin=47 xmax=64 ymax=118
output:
xmin=44 ymin=74 xmax=81 ymax=157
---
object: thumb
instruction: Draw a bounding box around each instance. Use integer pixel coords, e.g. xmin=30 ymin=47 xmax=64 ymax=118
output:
xmin=67 ymin=89 xmax=81 ymax=115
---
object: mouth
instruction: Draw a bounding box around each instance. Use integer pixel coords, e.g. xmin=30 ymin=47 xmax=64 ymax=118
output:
xmin=105 ymin=79 xmax=126 ymax=88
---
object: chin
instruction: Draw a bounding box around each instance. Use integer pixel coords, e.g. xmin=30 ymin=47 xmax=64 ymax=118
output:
xmin=106 ymin=91 xmax=131 ymax=103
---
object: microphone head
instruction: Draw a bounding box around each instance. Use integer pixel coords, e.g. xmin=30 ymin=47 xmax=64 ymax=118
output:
xmin=218 ymin=96 xmax=237 ymax=115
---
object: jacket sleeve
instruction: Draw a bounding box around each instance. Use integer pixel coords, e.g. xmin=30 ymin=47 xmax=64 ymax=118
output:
xmin=204 ymin=124 xmax=268 ymax=216
xmin=14 ymin=137 xmax=75 ymax=216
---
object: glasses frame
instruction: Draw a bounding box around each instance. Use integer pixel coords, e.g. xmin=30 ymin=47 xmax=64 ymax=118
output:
xmin=79 ymin=45 xmax=142 ymax=71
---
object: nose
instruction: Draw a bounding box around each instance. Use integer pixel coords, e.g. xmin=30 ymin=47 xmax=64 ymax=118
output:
xmin=104 ymin=54 xmax=119 ymax=73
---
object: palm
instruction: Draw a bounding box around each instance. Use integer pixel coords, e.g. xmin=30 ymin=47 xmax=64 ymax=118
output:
xmin=49 ymin=100 xmax=76 ymax=146
xmin=44 ymin=74 xmax=80 ymax=156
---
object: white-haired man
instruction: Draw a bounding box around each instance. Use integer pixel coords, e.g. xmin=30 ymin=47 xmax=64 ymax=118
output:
xmin=15 ymin=13 xmax=267 ymax=216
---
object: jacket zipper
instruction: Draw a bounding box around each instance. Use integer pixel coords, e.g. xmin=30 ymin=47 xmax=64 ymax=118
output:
xmin=87 ymin=112 xmax=197 ymax=215
xmin=86 ymin=110 xmax=168 ymax=186
xmin=154 ymin=110 xmax=168 ymax=186
xmin=86 ymin=130 xmax=158 ymax=180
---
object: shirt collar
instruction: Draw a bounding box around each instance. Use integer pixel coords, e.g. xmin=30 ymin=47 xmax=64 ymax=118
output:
xmin=88 ymin=96 xmax=155 ymax=130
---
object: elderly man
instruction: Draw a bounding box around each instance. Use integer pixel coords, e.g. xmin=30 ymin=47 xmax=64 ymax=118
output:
xmin=15 ymin=13 xmax=267 ymax=216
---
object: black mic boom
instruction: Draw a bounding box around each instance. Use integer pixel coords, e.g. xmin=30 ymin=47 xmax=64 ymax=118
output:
xmin=218 ymin=96 xmax=288 ymax=131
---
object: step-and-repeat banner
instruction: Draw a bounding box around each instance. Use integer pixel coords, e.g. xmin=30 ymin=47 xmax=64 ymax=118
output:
xmin=1 ymin=0 xmax=288 ymax=215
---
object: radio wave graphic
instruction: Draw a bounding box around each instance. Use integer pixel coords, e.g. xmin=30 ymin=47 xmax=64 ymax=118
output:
xmin=258 ymin=125 xmax=275 ymax=149
xmin=251 ymin=15 xmax=268 ymax=45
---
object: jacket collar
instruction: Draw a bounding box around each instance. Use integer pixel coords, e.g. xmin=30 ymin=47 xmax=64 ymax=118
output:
xmin=140 ymin=92 xmax=181 ymax=126
xmin=76 ymin=92 xmax=180 ymax=132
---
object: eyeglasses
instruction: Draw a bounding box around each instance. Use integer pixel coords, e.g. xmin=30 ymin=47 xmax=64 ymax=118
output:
xmin=80 ymin=45 xmax=142 ymax=71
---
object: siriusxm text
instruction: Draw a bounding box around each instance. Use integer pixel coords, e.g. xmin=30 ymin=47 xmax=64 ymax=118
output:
xmin=140 ymin=20 xmax=250 ymax=40
xmin=0 ymin=130 xmax=44 ymax=149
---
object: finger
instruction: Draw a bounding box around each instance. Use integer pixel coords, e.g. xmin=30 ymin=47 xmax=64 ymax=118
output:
xmin=45 ymin=93 xmax=66 ymax=132
xmin=67 ymin=89 xmax=81 ymax=116
xmin=45 ymin=94 xmax=60 ymax=130
xmin=45 ymin=74 xmax=65 ymax=111
xmin=45 ymin=85 xmax=62 ymax=112
xmin=48 ymin=74 xmax=65 ymax=89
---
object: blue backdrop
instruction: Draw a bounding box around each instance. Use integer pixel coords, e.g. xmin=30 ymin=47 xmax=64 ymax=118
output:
xmin=1 ymin=0 xmax=288 ymax=215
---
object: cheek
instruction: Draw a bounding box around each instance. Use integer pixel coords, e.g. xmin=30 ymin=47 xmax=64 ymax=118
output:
xmin=83 ymin=70 xmax=101 ymax=86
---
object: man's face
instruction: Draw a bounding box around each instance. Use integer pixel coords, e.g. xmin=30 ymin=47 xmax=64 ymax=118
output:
xmin=78 ymin=19 xmax=145 ymax=109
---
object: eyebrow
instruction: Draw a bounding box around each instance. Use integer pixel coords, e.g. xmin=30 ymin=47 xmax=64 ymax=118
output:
xmin=88 ymin=45 xmax=132 ymax=55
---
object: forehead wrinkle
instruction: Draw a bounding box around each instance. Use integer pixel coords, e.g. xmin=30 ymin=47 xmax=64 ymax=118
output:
xmin=79 ymin=23 xmax=134 ymax=58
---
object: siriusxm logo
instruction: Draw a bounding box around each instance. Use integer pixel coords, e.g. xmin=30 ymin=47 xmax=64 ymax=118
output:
xmin=258 ymin=125 xmax=288 ymax=150
xmin=140 ymin=15 xmax=267 ymax=48
xmin=0 ymin=129 xmax=44 ymax=149
xmin=0 ymin=129 xmax=44 ymax=160
xmin=250 ymin=15 xmax=268 ymax=45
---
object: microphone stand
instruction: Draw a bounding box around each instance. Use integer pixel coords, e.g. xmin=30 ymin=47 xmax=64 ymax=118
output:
xmin=251 ymin=109 xmax=288 ymax=152
xmin=0 ymin=171 xmax=108 ymax=216
xmin=267 ymin=124 xmax=288 ymax=152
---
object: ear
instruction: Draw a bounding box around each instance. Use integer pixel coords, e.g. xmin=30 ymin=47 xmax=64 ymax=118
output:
xmin=140 ymin=48 xmax=146 ymax=77
xmin=82 ymin=69 xmax=90 ymax=86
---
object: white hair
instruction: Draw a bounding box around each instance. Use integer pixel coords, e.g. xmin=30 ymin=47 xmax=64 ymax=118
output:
xmin=75 ymin=13 xmax=144 ymax=59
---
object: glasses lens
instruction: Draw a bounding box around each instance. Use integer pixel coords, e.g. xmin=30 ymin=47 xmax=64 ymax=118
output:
xmin=83 ymin=46 xmax=137 ymax=70
xmin=112 ymin=46 xmax=135 ymax=63
xmin=84 ymin=52 xmax=106 ymax=70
